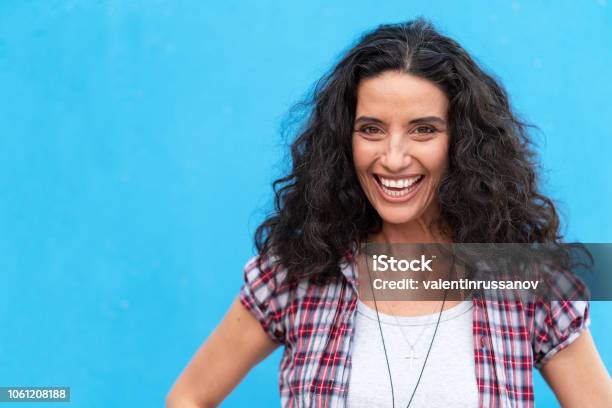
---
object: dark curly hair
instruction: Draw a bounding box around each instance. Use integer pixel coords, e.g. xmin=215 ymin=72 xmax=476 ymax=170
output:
xmin=253 ymin=17 xmax=563 ymax=284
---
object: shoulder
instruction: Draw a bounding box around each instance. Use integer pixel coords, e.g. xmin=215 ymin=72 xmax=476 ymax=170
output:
xmin=240 ymin=252 xmax=299 ymax=321
xmin=242 ymin=247 xmax=355 ymax=299
xmin=242 ymin=252 xmax=292 ymax=299
xmin=240 ymin=251 xmax=350 ymax=343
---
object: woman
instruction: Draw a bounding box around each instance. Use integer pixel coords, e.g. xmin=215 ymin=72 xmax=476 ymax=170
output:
xmin=167 ymin=18 xmax=612 ymax=407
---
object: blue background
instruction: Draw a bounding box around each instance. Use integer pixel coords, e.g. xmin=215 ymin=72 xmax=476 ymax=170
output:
xmin=0 ymin=1 xmax=610 ymax=407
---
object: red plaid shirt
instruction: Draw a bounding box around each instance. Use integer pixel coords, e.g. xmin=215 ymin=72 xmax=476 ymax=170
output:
xmin=239 ymin=244 xmax=590 ymax=407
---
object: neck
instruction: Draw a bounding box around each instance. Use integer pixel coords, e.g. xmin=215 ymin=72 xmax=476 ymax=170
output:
xmin=370 ymin=216 xmax=451 ymax=244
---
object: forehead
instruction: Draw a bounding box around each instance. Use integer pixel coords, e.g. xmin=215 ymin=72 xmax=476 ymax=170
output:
xmin=355 ymin=71 xmax=449 ymax=119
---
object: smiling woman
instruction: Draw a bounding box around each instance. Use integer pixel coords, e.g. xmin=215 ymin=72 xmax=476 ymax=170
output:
xmin=352 ymin=72 xmax=450 ymax=228
xmin=166 ymin=17 xmax=612 ymax=408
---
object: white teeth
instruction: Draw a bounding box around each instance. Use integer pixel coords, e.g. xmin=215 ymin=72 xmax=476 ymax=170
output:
xmin=382 ymin=185 xmax=412 ymax=196
xmin=377 ymin=175 xmax=423 ymax=198
xmin=379 ymin=175 xmax=421 ymax=188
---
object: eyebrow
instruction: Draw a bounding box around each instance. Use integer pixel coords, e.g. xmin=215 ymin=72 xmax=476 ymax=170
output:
xmin=354 ymin=115 xmax=447 ymax=126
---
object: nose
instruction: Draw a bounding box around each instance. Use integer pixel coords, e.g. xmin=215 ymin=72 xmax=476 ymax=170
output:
xmin=379 ymin=133 xmax=412 ymax=172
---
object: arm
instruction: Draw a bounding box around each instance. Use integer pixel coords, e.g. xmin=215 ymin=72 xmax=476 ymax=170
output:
xmin=166 ymin=296 xmax=280 ymax=408
xmin=540 ymin=329 xmax=612 ymax=408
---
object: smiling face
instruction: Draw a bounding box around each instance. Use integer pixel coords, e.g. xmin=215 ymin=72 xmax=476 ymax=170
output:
xmin=352 ymin=70 xmax=450 ymax=241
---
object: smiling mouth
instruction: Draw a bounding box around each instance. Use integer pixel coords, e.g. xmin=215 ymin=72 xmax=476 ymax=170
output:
xmin=373 ymin=174 xmax=425 ymax=198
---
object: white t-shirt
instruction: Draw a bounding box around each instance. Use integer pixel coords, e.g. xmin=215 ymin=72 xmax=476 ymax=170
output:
xmin=347 ymin=299 xmax=479 ymax=407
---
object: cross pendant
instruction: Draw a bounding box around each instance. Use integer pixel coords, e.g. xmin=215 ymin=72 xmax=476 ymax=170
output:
xmin=405 ymin=346 xmax=420 ymax=369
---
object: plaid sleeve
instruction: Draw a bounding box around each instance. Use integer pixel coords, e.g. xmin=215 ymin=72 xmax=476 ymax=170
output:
xmin=532 ymin=299 xmax=590 ymax=369
xmin=238 ymin=253 xmax=289 ymax=345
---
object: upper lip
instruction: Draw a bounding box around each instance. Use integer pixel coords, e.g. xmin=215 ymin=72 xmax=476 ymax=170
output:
xmin=374 ymin=173 xmax=424 ymax=180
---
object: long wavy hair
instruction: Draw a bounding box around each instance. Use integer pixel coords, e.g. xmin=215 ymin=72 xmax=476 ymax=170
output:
xmin=253 ymin=17 xmax=563 ymax=284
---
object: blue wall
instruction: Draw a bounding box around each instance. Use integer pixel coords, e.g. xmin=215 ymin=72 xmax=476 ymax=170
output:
xmin=0 ymin=1 xmax=610 ymax=406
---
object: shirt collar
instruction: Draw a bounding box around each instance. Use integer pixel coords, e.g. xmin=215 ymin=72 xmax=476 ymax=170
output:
xmin=340 ymin=240 xmax=359 ymax=291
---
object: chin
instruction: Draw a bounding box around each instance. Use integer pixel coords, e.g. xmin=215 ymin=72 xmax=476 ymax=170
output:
xmin=377 ymin=209 xmax=421 ymax=225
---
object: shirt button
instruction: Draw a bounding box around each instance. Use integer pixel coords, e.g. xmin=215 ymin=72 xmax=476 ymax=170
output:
xmin=480 ymin=335 xmax=487 ymax=349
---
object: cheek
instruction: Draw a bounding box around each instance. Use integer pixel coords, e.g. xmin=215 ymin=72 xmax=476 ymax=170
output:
xmin=351 ymin=138 xmax=379 ymax=194
xmin=421 ymin=138 xmax=449 ymax=174
xmin=352 ymin=137 xmax=376 ymax=171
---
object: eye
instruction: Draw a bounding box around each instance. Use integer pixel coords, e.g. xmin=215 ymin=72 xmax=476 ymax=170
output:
xmin=356 ymin=125 xmax=384 ymax=137
xmin=360 ymin=126 xmax=382 ymax=135
xmin=414 ymin=125 xmax=436 ymax=134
